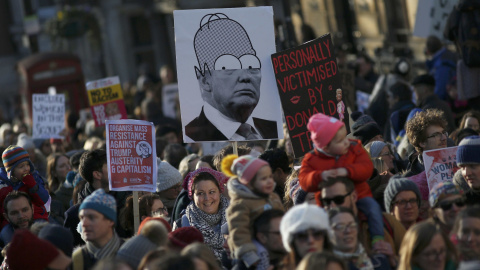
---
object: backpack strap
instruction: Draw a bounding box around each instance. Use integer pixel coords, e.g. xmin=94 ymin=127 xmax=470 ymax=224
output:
xmin=382 ymin=215 xmax=394 ymax=239
xmin=72 ymin=248 xmax=84 ymax=270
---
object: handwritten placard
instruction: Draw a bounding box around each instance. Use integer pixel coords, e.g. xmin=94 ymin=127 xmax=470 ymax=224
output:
xmin=32 ymin=94 xmax=65 ymax=139
xmin=271 ymin=33 xmax=345 ymax=157
xmin=423 ymin=146 xmax=459 ymax=191
xmin=106 ymin=119 xmax=157 ymax=192
xmin=86 ymin=76 xmax=128 ymax=127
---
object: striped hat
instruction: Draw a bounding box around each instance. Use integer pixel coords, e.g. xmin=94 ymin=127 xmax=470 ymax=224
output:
xmin=79 ymin=189 xmax=117 ymax=224
xmin=2 ymin=145 xmax=34 ymax=178
xmin=457 ymin=136 xmax=480 ymax=166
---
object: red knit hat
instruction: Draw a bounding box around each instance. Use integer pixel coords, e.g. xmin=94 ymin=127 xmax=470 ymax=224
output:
xmin=7 ymin=229 xmax=59 ymax=270
xmin=307 ymin=113 xmax=344 ymax=149
xmin=168 ymin=227 xmax=204 ymax=249
xmin=138 ymin=217 xmax=172 ymax=233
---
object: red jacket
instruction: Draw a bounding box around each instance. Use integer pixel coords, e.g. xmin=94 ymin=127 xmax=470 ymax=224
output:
xmin=299 ymin=139 xmax=374 ymax=205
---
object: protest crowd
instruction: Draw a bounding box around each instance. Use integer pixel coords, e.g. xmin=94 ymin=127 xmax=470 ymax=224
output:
xmin=1 ymin=2 xmax=480 ymax=270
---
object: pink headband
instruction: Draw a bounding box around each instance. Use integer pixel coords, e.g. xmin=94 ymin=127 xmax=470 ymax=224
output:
xmin=186 ymin=167 xmax=228 ymax=199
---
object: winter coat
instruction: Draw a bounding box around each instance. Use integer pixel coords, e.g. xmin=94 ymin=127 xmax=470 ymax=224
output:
xmin=404 ymin=152 xmax=425 ymax=178
xmin=299 ymin=139 xmax=374 ymax=205
xmin=226 ymin=178 xmax=284 ymax=266
xmin=0 ymin=168 xmax=49 ymax=229
xmin=426 ymin=47 xmax=457 ymax=101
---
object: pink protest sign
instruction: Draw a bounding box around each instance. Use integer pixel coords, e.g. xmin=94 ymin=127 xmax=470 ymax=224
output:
xmin=106 ymin=119 xmax=157 ymax=192
xmin=422 ymin=146 xmax=459 ymax=191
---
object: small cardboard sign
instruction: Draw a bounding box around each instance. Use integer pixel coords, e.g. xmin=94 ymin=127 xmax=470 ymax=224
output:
xmin=106 ymin=119 xmax=157 ymax=192
xmin=32 ymin=94 xmax=65 ymax=139
xmin=423 ymin=146 xmax=459 ymax=191
xmin=271 ymin=33 xmax=345 ymax=157
xmin=86 ymin=76 xmax=128 ymax=127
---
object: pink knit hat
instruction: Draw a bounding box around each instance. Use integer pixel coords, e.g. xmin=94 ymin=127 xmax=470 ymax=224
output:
xmin=231 ymin=155 xmax=269 ymax=185
xmin=307 ymin=113 xmax=345 ymax=149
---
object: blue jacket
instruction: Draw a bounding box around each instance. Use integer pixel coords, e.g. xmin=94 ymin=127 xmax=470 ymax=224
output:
xmin=426 ymin=47 xmax=457 ymax=100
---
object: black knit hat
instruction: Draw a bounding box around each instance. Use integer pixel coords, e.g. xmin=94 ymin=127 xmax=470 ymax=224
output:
xmin=352 ymin=122 xmax=382 ymax=145
xmin=411 ymin=74 xmax=435 ymax=87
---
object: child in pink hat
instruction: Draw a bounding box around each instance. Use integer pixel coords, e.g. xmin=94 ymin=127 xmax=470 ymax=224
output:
xmin=298 ymin=113 xmax=385 ymax=247
xmin=221 ymin=155 xmax=284 ymax=269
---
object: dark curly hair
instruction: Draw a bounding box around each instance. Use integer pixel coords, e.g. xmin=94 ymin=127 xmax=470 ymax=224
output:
xmin=406 ymin=109 xmax=447 ymax=153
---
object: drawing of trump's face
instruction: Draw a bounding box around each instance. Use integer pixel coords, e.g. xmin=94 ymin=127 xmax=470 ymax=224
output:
xmin=194 ymin=14 xmax=262 ymax=123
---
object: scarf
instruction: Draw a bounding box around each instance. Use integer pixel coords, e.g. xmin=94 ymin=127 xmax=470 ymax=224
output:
xmin=85 ymin=232 xmax=122 ymax=260
xmin=186 ymin=195 xmax=229 ymax=261
xmin=334 ymin=244 xmax=374 ymax=270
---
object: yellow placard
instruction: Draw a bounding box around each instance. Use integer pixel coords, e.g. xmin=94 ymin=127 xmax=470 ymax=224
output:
xmin=87 ymin=84 xmax=124 ymax=106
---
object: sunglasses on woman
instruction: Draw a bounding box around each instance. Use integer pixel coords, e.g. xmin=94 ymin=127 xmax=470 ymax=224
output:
xmin=294 ymin=229 xmax=326 ymax=242
xmin=438 ymin=197 xmax=466 ymax=211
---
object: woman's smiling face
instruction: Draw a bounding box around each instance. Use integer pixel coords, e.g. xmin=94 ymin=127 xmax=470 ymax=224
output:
xmin=193 ymin=180 xmax=220 ymax=214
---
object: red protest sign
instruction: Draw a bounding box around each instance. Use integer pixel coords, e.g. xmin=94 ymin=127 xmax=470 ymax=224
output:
xmin=106 ymin=120 xmax=157 ymax=192
xmin=271 ymin=33 xmax=347 ymax=157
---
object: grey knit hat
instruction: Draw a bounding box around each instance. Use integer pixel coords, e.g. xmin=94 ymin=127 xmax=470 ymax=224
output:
xmin=366 ymin=141 xmax=387 ymax=158
xmin=384 ymin=177 xmax=421 ymax=213
xmin=116 ymin=235 xmax=157 ymax=269
xmin=156 ymin=158 xmax=182 ymax=192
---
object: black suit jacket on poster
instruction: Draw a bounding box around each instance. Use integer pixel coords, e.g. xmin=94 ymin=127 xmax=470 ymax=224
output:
xmin=185 ymin=107 xmax=278 ymax=141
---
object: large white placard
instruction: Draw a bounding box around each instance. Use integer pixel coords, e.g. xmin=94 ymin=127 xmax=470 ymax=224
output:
xmin=413 ymin=0 xmax=457 ymax=39
xmin=174 ymin=7 xmax=284 ymax=142
xmin=32 ymin=94 xmax=65 ymax=139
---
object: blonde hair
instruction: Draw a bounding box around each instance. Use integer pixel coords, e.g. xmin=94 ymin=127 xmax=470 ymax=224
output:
xmin=371 ymin=157 xmax=387 ymax=173
xmin=181 ymin=243 xmax=221 ymax=270
xmin=398 ymin=221 xmax=457 ymax=270
xmin=297 ymin=251 xmax=347 ymax=270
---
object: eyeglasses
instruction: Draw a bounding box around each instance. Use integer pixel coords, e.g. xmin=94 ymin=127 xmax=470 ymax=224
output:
xmin=420 ymin=248 xmax=446 ymax=260
xmin=152 ymin=207 xmax=168 ymax=216
xmin=321 ymin=191 xmax=353 ymax=206
xmin=332 ymin=222 xmax=358 ymax=232
xmin=294 ymin=229 xmax=325 ymax=243
xmin=393 ymin=198 xmax=418 ymax=208
xmin=379 ymin=152 xmax=393 ymax=157
xmin=426 ymin=130 xmax=448 ymax=140
xmin=438 ymin=197 xmax=466 ymax=211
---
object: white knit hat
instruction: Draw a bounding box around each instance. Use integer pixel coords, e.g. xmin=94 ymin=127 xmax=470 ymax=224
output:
xmin=17 ymin=133 xmax=35 ymax=150
xmin=279 ymin=204 xmax=332 ymax=252
xmin=156 ymin=158 xmax=182 ymax=192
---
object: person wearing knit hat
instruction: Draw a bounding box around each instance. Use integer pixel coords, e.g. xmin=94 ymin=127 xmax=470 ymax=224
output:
xmin=429 ymin=181 xmax=466 ymax=235
xmin=173 ymin=166 xmax=230 ymax=263
xmin=384 ymin=177 xmax=421 ymax=230
xmin=279 ymin=204 xmax=333 ymax=267
xmin=38 ymin=224 xmax=75 ymax=257
xmin=168 ymin=226 xmax=204 ymax=250
xmin=17 ymin=133 xmax=47 ymax=179
xmin=0 ymin=145 xmax=50 ymax=227
xmin=156 ymin=158 xmax=182 ymax=214
xmin=221 ymin=154 xmax=284 ymax=268
xmin=7 ymin=229 xmax=72 ymax=270
xmin=352 ymin=122 xmax=383 ymax=146
xmin=365 ymin=141 xmax=396 ymax=173
xmin=73 ymin=189 xmax=122 ymax=267
xmin=457 ymin=135 xmax=480 ymax=205
xmin=116 ymin=220 xmax=169 ymax=270
xmin=299 ymin=113 xmax=385 ymax=249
